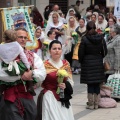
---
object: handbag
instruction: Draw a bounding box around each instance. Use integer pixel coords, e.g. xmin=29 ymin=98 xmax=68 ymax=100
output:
xmin=99 ymin=87 xmax=117 ymax=108
xmin=102 ymin=39 xmax=110 ymax=71
xmin=104 ymin=61 xmax=110 ymax=71
xmin=106 ymin=72 xmax=120 ymax=97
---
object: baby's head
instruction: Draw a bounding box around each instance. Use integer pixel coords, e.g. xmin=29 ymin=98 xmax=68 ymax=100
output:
xmin=3 ymin=29 xmax=17 ymax=43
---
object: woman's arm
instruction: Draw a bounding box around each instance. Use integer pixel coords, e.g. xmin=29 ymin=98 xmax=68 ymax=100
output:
xmin=113 ymin=39 xmax=120 ymax=70
xmin=54 ymin=29 xmax=64 ymax=35
xmin=101 ymin=38 xmax=107 ymax=58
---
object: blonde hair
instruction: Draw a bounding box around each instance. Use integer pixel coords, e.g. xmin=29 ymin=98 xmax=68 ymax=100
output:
xmin=52 ymin=12 xmax=59 ymax=18
xmin=3 ymin=29 xmax=17 ymax=43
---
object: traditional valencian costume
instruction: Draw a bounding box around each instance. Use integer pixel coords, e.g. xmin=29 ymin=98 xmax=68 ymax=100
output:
xmin=65 ymin=16 xmax=79 ymax=66
xmin=0 ymin=48 xmax=46 ymax=120
xmin=66 ymin=8 xmax=76 ymax=22
xmin=96 ymin=14 xmax=107 ymax=32
xmin=36 ymin=59 xmax=74 ymax=120
xmin=0 ymin=42 xmax=36 ymax=95
xmin=34 ymin=26 xmax=45 ymax=59
xmin=72 ymin=25 xmax=86 ymax=73
xmin=45 ymin=12 xmax=64 ymax=44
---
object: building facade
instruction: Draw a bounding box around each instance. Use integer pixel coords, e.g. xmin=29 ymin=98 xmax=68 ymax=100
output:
xmin=0 ymin=0 xmax=106 ymax=42
xmin=0 ymin=0 xmax=91 ymax=42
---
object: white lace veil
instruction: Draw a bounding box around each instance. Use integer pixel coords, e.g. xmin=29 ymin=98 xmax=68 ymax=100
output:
xmin=35 ymin=26 xmax=45 ymax=39
xmin=96 ymin=14 xmax=108 ymax=30
xmin=66 ymin=8 xmax=76 ymax=22
xmin=66 ymin=16 xmax=78 ymax=36
xmin=45 ymin=12 xmax=63 ymax=37
xmin=93 ymin=12 xmax=99 ymax=24
xmin=47 ymin=12 xmax=63 ymax=25
xmin=64 ymin=16 xmax=78 ymax=54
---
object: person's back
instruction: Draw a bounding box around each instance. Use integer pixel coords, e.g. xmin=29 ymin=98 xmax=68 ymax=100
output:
xmin=82 ymin=34 xmax=103 ymax=57
xmin=78 ymin=21 xmax=107 ymax=110
xmin=80 ymin=34 xmax=106 ymax=83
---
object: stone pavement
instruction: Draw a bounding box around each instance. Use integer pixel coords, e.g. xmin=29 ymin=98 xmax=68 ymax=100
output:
xmin=34 ymin=88 xmax=120 ymax=120
xmin=72 ymin=91 xmax=120 ymax=120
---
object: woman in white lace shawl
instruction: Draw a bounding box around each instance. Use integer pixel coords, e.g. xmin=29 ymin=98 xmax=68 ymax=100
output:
xmin=45 ymin=12 xmax=64 ymax=44
xmin=64 ymin=16 xmax=79 ymax=66
xmin=66 ymin=8 xmax=76 ymax=22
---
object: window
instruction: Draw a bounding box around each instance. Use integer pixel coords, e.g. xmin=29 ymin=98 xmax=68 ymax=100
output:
xmin=18 ymin=0 xmax=36 ymax=6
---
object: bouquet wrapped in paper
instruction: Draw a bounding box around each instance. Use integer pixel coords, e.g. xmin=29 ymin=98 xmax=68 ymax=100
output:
xmin=71 ymin=32 xmax=78 ymax=44
xmin=43 ymin=41 xmax=49 ymax=56
xmin=56 ymin=69 xmax=69 ymax=98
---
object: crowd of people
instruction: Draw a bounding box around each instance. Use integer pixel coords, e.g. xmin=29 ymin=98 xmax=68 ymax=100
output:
xmin=0 ymin=0 xmax=120 ymax=119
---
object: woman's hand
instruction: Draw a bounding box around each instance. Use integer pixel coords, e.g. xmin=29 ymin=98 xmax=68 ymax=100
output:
xmin=54 ymin=29 xmax=59 ymax=33
xmin=58 ymin=83 xmax=66 ymax=90
xmin=65 ymin=40 xmax=68 ymax=46
xmin=42 ymin=45 xmax=46 ymax=49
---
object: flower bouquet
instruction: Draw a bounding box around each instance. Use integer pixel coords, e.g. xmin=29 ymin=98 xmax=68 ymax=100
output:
xmin=72 ymin=32 xmax=78 ymax=44
xmin=104 ymin=28 xmax=110 ymax=41
xmin=43 ymin=41 xmax=49 ymax=56
xmin=56 ymin=69 xmax=69 ymax=98
xmin=60 ymin=24 xmax=68 ymax=32
xmin=96 ymin=28 xmax=104 ymax=34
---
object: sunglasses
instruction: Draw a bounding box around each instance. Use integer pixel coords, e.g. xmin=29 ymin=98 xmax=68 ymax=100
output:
xmin=18 ymin=36 xmax=28 ymax=40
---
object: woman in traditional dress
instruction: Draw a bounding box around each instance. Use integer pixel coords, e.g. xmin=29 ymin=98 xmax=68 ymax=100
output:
xmin=66 ymin=8 xmax=76 ymax=22
xmin=45 ymin=12 xmax=64 ymax=44
xmin=43 ymin=30 xmax=56 ymax=60
xmin=96 ymin=14 xmax=108 ymax=34
xmin=36 ymin=40 xmax=74 ymax=120
xmin=64 ymin=16 xmax=78 ymax=67
xmin=92 ymin=12 xmax=99 ymax=24
xmin=34 ymin=26 xmax=45 ymax=59
xmin=72 ymin=18 xmax=86 ymax=74
xmin=91 ymin=14 xmax=97 ymax=23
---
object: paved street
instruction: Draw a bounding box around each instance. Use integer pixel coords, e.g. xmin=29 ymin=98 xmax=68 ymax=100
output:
xmin=34 ymin=75 xmax=120 ymax=120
